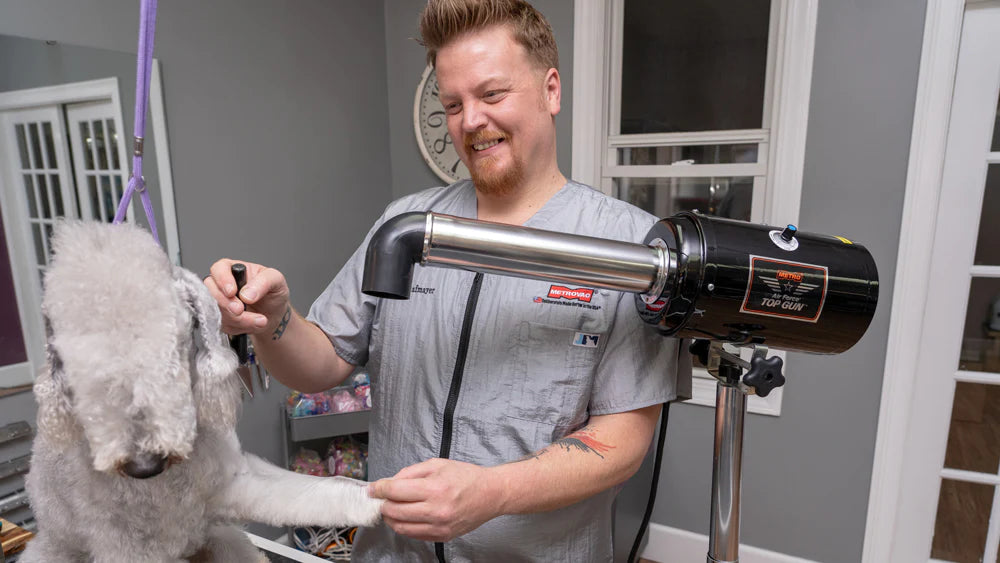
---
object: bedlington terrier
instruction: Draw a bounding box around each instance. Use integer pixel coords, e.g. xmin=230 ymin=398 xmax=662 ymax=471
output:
xmin=20 ymin=221 xmax=383 ymax=562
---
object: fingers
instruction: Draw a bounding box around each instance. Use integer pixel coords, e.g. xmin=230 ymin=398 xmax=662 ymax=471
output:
xmin=204 ymin=259 xmax=279 ymax=335
xmin=238 ymin=267 xmax=287 ymax=305
xmin=208 ymin=258 xmax=241 ymax=297
xmin=369 ymin=478 xmax=433 ymax=502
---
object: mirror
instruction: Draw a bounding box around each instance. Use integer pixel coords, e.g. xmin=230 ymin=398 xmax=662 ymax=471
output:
xmin=0 ymin=33 xmax=176 ymax=388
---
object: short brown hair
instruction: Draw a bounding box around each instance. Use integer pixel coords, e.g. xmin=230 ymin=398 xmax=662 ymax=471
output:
xmin=419 ymin=0 xmax=559 ymax=71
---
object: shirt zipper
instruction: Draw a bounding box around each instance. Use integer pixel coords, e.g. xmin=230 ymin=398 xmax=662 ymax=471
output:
xmin=435 ymin=272 xmax=484 ymax=562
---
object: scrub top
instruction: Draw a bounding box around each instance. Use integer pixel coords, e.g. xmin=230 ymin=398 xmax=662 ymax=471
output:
xmin=308 ymin=180 xmax=691 ymax=562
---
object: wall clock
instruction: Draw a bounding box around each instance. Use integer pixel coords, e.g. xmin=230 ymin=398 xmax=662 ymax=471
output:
xmin=413 ymin=65 xmax=470 ymax=184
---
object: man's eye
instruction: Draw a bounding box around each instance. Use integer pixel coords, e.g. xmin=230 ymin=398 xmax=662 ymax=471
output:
xmin=444 ymin=102 xmax=461 ymax=114
xmin=484 ymin=91 xmax=500 ymax=99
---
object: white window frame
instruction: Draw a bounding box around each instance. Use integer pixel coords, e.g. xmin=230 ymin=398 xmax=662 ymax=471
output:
xmin=572 ymin=0 xmax=818 ymax=415
xmin=0 ymin=67 xmax=178 ymax=387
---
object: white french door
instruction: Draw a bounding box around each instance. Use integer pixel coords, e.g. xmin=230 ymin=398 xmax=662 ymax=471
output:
xmin=0 ymin=106 xmax=77 ymax=386
xmin=65 ymin=101 xmax=131 ymax=223
xmin=0 ymin=100 xmax=131 ymax=388
xmin=892 ymin=3 xmax=1000 ymax=562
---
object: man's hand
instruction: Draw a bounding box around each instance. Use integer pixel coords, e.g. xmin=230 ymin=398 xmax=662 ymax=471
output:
xmin=204 ymin=259 xmax=291 ymax=338
xmin=368 ymin=458 xmax=504 ymax=542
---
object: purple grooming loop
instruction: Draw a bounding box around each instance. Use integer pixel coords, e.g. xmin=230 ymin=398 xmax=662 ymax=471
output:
xmin=113 ymin=0 xmax=160 ymax=244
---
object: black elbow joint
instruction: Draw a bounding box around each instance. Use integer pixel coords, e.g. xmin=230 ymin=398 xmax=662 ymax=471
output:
xmin=361 ymin=212 xmax=428 ymax=300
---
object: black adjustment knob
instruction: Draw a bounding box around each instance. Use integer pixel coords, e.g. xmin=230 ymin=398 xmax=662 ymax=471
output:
xmin=743 ymin=355 xmax=785 ymax=397
xmin=780 ymin=224 xmax=797 ymax=242
xmin=689 ymin=339 xmax=711 ymax=366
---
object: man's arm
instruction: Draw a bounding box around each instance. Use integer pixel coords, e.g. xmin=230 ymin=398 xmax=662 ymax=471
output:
xmin=205 ymin=259 xmax=354 ymax=392
xmin=369 ymin=404 xmax=661 ymax=542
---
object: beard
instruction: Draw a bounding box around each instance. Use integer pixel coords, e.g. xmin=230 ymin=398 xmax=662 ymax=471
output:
xmin=464 ymin=130 xmax=523 ymax=197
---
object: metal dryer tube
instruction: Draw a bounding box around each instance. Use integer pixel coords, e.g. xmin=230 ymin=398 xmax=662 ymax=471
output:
xmin=362 ymin=211 xmax=670 ymax=300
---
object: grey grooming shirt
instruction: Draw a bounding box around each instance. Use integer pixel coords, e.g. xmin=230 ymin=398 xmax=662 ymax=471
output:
xmin=307 ymin=180 xmax=691 ymax=562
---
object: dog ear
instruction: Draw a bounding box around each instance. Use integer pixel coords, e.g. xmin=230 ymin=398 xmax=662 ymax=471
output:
xmin=172 ymin=267 xmax=240 ymax=429
xmin=33 ymin=314 xmax=80 ymax=448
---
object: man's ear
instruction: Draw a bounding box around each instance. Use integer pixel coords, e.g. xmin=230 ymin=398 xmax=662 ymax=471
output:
xmin=544 ymin=67 xmax=561 ymax=117
xmin=172 ymin=267 xmax=240 ymax=428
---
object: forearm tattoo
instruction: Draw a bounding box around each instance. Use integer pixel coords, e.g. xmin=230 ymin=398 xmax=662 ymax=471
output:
xmin=272 ymin=305 xmax=292 ymax=341
xmin=553 ymin=426 xmax=615 ymax=459
xmin=509 ymin=426 xmax=615 ymax=464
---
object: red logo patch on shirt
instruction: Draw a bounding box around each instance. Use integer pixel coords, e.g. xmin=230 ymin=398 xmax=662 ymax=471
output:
xmin=547 ymin=285 xmax=594 ymax=302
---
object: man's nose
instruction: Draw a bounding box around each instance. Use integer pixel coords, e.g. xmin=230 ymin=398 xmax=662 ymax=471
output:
xmin=462 ymin=101 xmax=487 ymax=132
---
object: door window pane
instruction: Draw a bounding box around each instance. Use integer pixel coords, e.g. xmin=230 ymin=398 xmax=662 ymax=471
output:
xmin=943 ymin=382 xmax=1000 ymax=473
xmin=100 ymin=176 xmax=115 ymax=221
xmin=50 ymin=175 xmax=64 ymax=217
xmin=92 ymin=120 xmax=108 ymax=170
xmin=87 ymin=176 xmax=101 ymax=220
xmin=615 ymin=176 xmax=753 ymax=220
xmin=959 ymin=277 xmax=1000 ymax=374
xmin=974 ymin=164 xmax=1000 ymax=265
xmin=28 ymin=123 xmax=43 ymax=169
xmin=31 ymin=224 xmax=45 ymax=266
xmin=930 ymin=479 xmax=993 ymax=563
xmin=15 ymin=124 xmax=29 ymax=169
xmin=79 ymin=122 xmax=94 ymax=170
xmin=42 ymin=122 xmax=56 ymax=169
xmin=620 ymin=0 xmax=770 ymax=134
xmin=618 ymin=144 xmax=759 ymax=166
xmin=107 ymin=119 xmax=120 ymax=170
xmin=36 ymin=175 xmax=51 ymax=219
xmin=23 ymin=175 xmax=38 ymax=218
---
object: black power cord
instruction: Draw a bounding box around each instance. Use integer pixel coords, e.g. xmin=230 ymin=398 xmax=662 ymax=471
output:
xmin=627 ymin=401 xmax=671 ymax=563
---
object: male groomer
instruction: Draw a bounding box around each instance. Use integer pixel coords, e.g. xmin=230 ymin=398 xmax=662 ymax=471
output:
xmin=205 ymin=1 xmax=690 ymax=560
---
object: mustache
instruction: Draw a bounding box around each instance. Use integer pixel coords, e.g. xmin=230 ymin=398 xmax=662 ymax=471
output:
xmin=464 ymin=130 xmax=508 ymax=146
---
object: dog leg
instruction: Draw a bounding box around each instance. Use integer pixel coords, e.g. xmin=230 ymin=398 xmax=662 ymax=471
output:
xmin=214 ymin=454 xmax=383 ymax=528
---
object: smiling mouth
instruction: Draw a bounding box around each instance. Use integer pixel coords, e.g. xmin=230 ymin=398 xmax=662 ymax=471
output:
xmin=472 ymin=138 xmax=504 ymax=152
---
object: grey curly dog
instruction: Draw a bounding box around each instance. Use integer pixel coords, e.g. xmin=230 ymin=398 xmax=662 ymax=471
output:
xmin=19 ymin=221 xmax=383 ymax=562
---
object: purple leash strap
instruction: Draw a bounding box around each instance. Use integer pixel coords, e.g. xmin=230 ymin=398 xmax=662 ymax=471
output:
xmin=113 ymin=0 xmax=160 ymax=244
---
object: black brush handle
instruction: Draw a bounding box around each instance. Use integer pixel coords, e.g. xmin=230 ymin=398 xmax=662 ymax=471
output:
xmin=230 ymin=263 xmax=249 ymax=364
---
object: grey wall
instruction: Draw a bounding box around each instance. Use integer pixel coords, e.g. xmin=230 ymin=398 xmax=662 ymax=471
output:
xmin=384 ymin=0 xmax=574 ymax=200
xmin=649 ymin=1 xmax=925 ymax=562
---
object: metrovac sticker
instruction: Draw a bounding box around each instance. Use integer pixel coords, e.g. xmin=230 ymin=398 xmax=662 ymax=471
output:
xmin=740 ymin=255 xmax=828 ymax=323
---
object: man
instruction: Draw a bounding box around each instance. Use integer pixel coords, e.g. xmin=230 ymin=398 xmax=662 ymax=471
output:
xmin=205 ymin=1 xmax=690 ymax=560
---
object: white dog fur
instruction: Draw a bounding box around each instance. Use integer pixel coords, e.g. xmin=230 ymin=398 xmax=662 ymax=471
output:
xmin=20 ymin=221 xmax=383 ymax=562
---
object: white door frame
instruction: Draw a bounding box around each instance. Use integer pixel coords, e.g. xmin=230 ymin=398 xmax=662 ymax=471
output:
xmin=862 ymin=0 xmax=998 ymax=560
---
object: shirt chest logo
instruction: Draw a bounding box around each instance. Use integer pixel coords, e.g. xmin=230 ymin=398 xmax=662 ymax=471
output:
xmin=533 ymin=285 xmax=602 ymax=311
xmin=547 ymin=285 xmax=594 ymax=302
xmin=573 ymin=332 xmax=601 ymax=348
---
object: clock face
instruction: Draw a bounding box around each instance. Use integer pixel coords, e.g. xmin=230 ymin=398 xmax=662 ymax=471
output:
xmin=414 ymin=65 xmax=471 ymax=184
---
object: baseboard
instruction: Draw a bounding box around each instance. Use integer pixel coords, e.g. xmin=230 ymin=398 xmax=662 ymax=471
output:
xmin=641 ymin=523 xmax=817 ymax=563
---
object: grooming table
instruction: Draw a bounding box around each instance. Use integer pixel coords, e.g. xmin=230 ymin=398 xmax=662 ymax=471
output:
xmin=1 ymin=518 xmax=34 ymax=562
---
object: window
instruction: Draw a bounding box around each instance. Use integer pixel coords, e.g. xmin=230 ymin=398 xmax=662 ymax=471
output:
xmin=572 ymin=0 xmax=818 ymax=414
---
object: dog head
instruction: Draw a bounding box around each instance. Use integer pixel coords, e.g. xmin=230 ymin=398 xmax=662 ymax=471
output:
xmin=36 ymin=220 xmax=239 ymax=477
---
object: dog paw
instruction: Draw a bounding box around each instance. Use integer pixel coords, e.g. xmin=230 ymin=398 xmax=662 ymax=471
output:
xmin=328 ymin=476 xmax=384 ymax=527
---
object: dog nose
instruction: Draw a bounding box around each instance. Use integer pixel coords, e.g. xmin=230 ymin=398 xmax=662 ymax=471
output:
xmin=121 ymin=453 xmax=169 ymax=479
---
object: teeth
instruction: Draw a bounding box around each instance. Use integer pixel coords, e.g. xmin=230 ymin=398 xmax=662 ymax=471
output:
xmin=473 ymin=139 xmax=501 ymax=151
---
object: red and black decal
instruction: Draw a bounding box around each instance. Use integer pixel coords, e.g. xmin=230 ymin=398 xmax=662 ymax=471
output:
xmin=740 ymin=256 xmax=828 ymax=323
xmin=547 ymin=285 xmax=594 ymax=302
